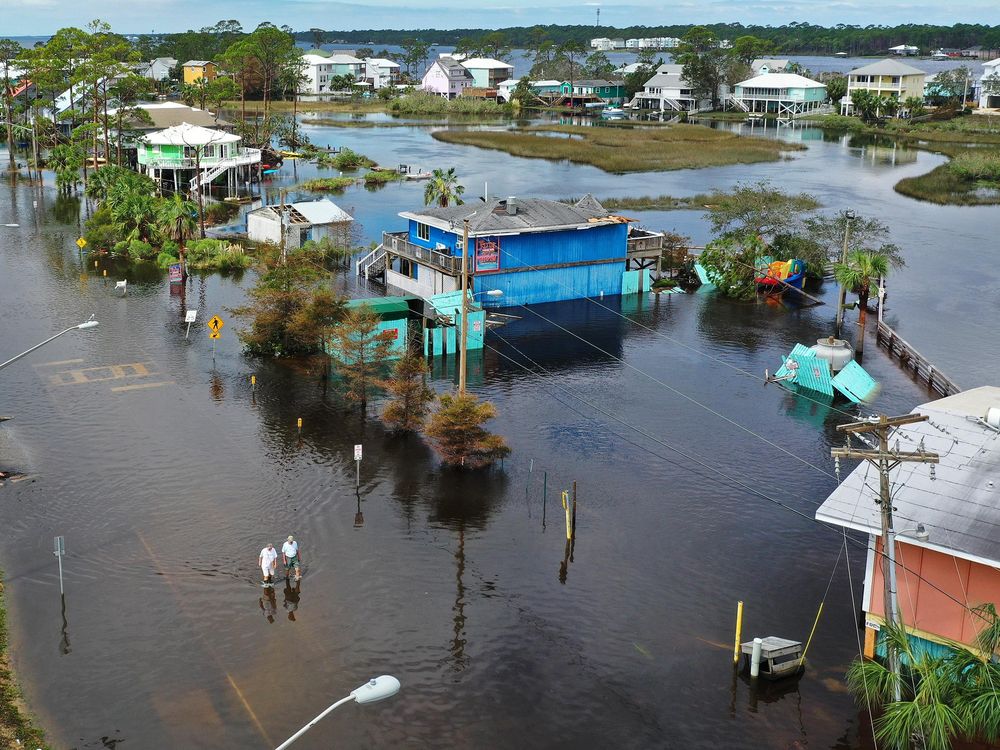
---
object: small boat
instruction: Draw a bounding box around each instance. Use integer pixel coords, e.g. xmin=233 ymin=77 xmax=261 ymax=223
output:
xmin=404 ymin=172 xmax=432 ymax=180
xmin=279 ymin=150 xmax=303 ymax=158
xmin=584 ymin=101 xmax=607 ymax=109
xmin=601 ymin=107 xmax=625 ymax=118
xmin=834 ymin=52 xmax=848 ymax=57
xmin=755 ymin=257 xmax=806 ymax=291
xmin=930 ymin=50 xmax=949 ymax=60
xmin=262 ymin=168 xmax=279 ymax=175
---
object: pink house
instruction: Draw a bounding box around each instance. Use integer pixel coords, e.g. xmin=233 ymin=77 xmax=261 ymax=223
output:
xmin=421 ymin=58 xmax=474 ymax=99
xmin=817 ymin=386 xmax=1000 ymax=658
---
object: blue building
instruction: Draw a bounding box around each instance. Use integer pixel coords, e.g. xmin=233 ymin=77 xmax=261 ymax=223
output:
xmin=357 ymin=196 xmax=664 ymax=307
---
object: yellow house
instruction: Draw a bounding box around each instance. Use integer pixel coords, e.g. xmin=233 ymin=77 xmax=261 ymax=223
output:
xmin=841 ymin=59 xmax=925 ymax=114
xmin=182 ymin=60 xmax=218 ymax=85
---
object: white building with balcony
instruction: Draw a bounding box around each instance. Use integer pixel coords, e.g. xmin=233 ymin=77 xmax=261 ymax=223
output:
xmin=137 ymin=122 xmax=261 ymax=197
xmin=365 ymin=58 xmax=401 ymax=89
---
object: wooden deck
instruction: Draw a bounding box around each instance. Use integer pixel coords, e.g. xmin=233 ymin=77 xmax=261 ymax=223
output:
xmin=875 ymin=320 xmax=962 ymax=397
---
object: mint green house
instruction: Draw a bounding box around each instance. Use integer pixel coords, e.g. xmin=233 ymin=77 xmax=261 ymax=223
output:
xmin=559 ymin=79 xmax=626 ymax=105
xmin=731 ymin=72 xmax=828 ymax=115
xmin=327 ymin=297 xmax=414 ymax=362
xmin=137 ymin=122 xmax=262 ymax=197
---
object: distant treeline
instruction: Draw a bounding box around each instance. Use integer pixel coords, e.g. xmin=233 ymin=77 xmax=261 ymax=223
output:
xmin=292 ymin=23 xmax=1000 ymax=55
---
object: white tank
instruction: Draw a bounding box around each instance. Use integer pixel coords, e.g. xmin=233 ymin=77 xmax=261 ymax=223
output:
xmin=809 ymin=336 xmax=854 ymax=373
xmin=986 ymin=407 xmax=1000 ymax=429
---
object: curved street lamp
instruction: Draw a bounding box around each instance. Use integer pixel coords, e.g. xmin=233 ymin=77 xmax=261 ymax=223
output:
xmin=274 ymin=675 xmax=401 ymax=750
xmin=0 ymin=316 xmax=100 ymax=373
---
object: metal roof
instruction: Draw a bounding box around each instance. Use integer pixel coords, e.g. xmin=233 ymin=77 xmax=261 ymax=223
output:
xmin=736 ymin=73 xmax=826 ymax=89
xmin=400 ymin=196 xmax=617 ymax=236
xmin=290 ymin=199 xmax=353 ymax=225
xmin=433 ymin=58 xmax=474 ymax=80
xmin=815 ymin=386 xmax=1000 ymax=568
xmin=751 ymin=58 xmax=790 ymax=72
xmin=142 ymin=122 xmax=240 ymax=146
xmin=107 ymin=102 xmax=229 ymax=130
xmin=182 ymin=60 xmax=214 ymax=67
xmin=460 ymin=57 xmax=514 ymax=70
xmin=345 ymin=297 xmax=412 ymax=317
xmin=848 ymin=59 xmax=926 ymax=77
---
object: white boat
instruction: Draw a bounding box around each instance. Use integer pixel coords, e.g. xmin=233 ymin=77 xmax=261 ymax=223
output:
xmin=601 ymin=107 xmax=625 ymax=118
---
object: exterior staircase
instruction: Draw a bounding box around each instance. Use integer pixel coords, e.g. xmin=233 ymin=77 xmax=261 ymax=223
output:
xmin=356 ymin=244 xmax=387 ymax=280
xmin=729 ymin=95 xmax=750 ymax=113
xmin=189 ymin=160 xmax=233 ymax=193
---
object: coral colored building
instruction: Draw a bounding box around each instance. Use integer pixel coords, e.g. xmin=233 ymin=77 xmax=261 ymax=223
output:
xmin=817 ymin=386 xmax=1000 ymax=657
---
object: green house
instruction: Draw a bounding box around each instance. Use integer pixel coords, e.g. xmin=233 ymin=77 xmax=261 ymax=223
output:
xmin=559 ymin=79 xmax=626 ymax=105
xmin=328 ymin=297 xmax=415 ymax=362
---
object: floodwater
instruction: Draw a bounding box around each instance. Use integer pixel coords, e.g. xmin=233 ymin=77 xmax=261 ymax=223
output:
xmin=0 ymin=113 xmax=990 ymax=750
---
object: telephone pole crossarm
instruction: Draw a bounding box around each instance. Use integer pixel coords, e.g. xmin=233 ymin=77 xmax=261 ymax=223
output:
xmin=830 ymin=448 xmax=939 ymax=463
xmin=836 ymin=414 xmax=929 ymax=434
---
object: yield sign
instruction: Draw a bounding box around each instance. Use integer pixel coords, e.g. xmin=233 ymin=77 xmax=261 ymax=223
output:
xmin=207 ymin=315 xmax=225 ymax=333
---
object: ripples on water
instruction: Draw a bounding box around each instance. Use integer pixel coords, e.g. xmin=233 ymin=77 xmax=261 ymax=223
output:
xmin=0 ymin=131 xmax=957 ymax=749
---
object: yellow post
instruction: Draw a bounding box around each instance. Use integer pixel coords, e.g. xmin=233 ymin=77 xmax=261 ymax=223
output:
xmin=251 ymin=375 xmax=256 ymax=388
xmin=733 ymin=600 xmax=744 ymax=666
xmin=102 ymin=269 xmax=107 ymax=277
xmin=296 ymin=417 xmax=302 ymax=430
xmin=94 ymin=260 xmax=98 ymax=267
xmin=798 ymin=601 xmax=824 ymax=668
xmin=561 ymin=491 xmax=571 ymax=541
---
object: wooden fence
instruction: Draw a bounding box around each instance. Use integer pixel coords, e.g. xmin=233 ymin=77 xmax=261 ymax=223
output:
xmin=875 ymin=320 xmax=962 ymax=397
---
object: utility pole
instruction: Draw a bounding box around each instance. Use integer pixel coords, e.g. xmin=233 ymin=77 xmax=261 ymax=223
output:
xmin=831 ymin=414 xmax=939 ymax=701
xmin=458 ymin=219 xmax=470 ymax=396
xmin=835 ymin=209 xmax=855 ymax=335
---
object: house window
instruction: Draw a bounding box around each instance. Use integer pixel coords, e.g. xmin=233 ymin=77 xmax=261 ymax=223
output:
xmin=416 ymin=223 xmax=430 ymax=241
xmin=392 ymin=257 xmax=418 ymax=279
xmin=891 ymin=76 xmax=900 ymax=84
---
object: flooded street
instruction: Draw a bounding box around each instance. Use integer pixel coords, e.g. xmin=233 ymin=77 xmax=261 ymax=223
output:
xmin=0 ymin=114 xmax=990 ymax=748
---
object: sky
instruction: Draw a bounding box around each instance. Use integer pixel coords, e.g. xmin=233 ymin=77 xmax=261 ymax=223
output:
xmin=2 ymin=0 xmax=998 ymax=36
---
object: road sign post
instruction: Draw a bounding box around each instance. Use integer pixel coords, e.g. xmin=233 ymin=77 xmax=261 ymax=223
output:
xmin=354 ymin=444 xmax=362 ymax=489
xmin=207 ymin=315 xmax=223 ymax=359
xmin=185 ymin=309 xmax=198 ymax=339
xmin=75 ymin=237 xmax=86 ymax=251
xmin=53 ymin=535 xmax=65 ymax=595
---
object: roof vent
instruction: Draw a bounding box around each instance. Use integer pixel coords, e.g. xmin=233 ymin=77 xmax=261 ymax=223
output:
xmin=507 ymin=197 xmax=517 ymax=215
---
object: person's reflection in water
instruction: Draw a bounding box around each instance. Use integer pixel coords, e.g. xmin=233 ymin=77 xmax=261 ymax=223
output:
xmin=259 ymin=587 xmax=277 ymax=623
xmin=283 ymin=578 xmax=301 ymax=621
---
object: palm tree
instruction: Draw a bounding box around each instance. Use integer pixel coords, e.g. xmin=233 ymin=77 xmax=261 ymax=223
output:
xmin=423 ymin=167 xmax=465 ymax=207
xmin=158 ymin=193 xmax=198 ymax=280
xmin=846 ymin=606 xmax=1000 ymax=750
xmin=834 ymin=249 xmax=888 ymax=356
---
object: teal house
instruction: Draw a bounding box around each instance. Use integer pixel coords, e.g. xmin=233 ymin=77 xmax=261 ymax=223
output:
xmin=328 ymin=297 xmax=414 ymax=362
xmin=559 ymin=79 xmax=626 ymax=105
xmin=731 ymin=72 xmax=828 ymax=115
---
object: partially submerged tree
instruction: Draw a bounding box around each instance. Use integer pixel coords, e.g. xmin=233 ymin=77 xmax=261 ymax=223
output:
xmin=0 ymin=38 xmax=21 ymax=170
xmin=329 ymin=305 xmax=394 ymax=412
xmin=381 ymin=351 xmax=435 ymax=432
xmin=803 ymin=211 xmax=906 ymax=269
xmin=706 ymin=180 xmax=820 ymax=242
xmin=426 ymin=393 xmax=511 ymax=468
xmin=834 ymin=249 xmax=888 ymax=355
xmin=696 ymin=234 xmax=768 ymax=300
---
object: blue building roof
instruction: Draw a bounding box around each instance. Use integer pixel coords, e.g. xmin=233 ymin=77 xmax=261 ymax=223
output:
xmin=400 ymin=195 xmax=626 ymax=236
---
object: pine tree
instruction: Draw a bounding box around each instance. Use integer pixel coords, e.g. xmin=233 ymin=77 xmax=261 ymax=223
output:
xmin=381 ymin=351 xmax=435 ymax=432
xmin=330 ymin=306 xmax=393 ymax=411
xmin=426 ymin=393 xmax=510 ymax=468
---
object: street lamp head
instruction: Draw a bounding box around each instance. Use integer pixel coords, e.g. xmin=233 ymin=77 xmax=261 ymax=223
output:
xmin=844 ymin=209 xmax=856 ymax=220
xmin=485 ymin=289 xmax=503 ymax=298
xmin=76 ymin=320 xmax=100 ymax=330
xmin=351 ymin=675 xmax=400 ymax=705
xmin=913 ymin=523 xmax=930 ymax=542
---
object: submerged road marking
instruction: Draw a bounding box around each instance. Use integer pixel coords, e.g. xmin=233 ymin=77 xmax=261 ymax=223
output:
xmin=111 ymin=381 xmax=174 ymax=393
xmin=49 ymin=361 xmax=154 ymax=386
xmin=33 ymin=358 xmax=85 ymax=367
xmin=227 ymin=673 xmax=273 ymax=746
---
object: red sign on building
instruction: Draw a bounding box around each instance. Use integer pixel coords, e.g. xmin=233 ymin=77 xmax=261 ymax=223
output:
xmin=475 ymin=239 xmax=500 ymax=272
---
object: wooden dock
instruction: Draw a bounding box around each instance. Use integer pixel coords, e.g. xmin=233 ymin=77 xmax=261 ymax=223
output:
xmin=875 ymin=320 xmax=962 ymax=397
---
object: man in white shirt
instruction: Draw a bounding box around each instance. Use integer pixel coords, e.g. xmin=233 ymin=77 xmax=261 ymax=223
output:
xmin=282 ymin=535 xmax=301 ymax=581
xmin=259 ymin=542 xmax=277 ymax=585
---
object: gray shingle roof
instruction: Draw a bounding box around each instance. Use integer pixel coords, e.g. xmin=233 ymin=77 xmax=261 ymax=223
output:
xmin=816 ymin=386 xmax=1000 ymax=566
xmin=402 ymin=196 xmax=611 ymax=234
xmin=848 ymin=58 xmax=926 ymax=77
xmin=436 ymin=58 xmax=474 ymax=80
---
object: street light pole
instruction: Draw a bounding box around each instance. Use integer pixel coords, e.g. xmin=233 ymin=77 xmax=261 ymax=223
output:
xmin=0 ymin=317 xmax=99 ymax=372
xmin=459 ymin=219 xmax=470 ymax=396
xmin=273 ymin=675 xmax=400 ymax=750
xmin=835 ymin=209 xmax=855 ymax=335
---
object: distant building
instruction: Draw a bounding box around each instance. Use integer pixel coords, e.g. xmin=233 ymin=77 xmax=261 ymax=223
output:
xmin=364 ymin=58 xmax=401 ymax=89
xmin=496 ymin=78 xmax=562 ymax=102
xmin=816 ymin=387 xmax=1000 ymax=660
xmin=181 ymin=60 xmax=218 ymax=84
xmin=590 ymin=37 xmax=613 ymax=51
xmin=731 ymin=72 xmax=828 ymax=115
xmin=979 ymin=58 xmax=1000 ymax=108
xmin=632 ymin=64 xmax=712 ymax=112
xmin=459 ymin=57 xmax=515 ymax=89
xmin=422 ymin=58 xmax=474 ymax=98
xmin=327 ymin=53 xmax=365 ymax=79
xmin=625 ymin=38 xmax=641 ymax=49
xmin=300 ymin=53 xmax=336 ymax=94
xmin=888 ymin=44 xmax=920 ymax=56
xmin=750 ymin=59 xmax=791 ymax=75
xmin=365 ymin=196 xmax=660 ymax=306
xmin=247 ymin=198 xmax=353 ymax=250
xmin=139 ymin=57 xmax=177 ymax=82
xmin=841 ymin=59 xmax=926 ymax=115
xmin=609 ymin=39 xmax=625 ymax=50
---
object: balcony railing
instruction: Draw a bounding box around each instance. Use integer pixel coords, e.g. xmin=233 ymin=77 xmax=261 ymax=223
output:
xmin=627 ymin=230 xmax=664 ymax=257
xmin=383 ymin=231 xmax=462 ymax=275
xmin=140 ymin=147 xmax=262 ymax=169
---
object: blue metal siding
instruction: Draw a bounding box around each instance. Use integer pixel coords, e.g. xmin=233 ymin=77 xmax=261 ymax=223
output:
xmin=483 ymin=223 xmax=627 ymax=269
xmin=407 ymin=220 xmax=458 ymax=252
xmin=476 ymin=262 xmax=623 ymax=306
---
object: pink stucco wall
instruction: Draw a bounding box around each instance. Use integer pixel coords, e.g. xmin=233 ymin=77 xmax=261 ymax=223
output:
xmin=869 ymin=539 xmax=1000 ymax=648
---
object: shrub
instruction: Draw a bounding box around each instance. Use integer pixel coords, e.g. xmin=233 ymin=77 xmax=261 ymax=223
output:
xmin=156 ymin=249 xmax=180 ymax=268
xmin=363 ymin=170 xmax=402 ymax=185
xmin=949 ymin=151 xmax=1000 ymax=182
xmin=298 ymin=177 xmax=355 ymax=192
xmin=332 ymin=147 xmax=375 ymax=170
xmin=204 ymin=201 xmax=239 ymax=225
xmin=123 ymin=239 xmax=156 ymax=260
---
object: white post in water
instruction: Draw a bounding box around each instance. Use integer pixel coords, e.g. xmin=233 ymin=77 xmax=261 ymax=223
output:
xmin=750 ymin=637 xmax=763 ymax=678
xmin=53 ymin=535 xmax=65 ymax=595
xmin=354 ymin=444 xmax=362 ymax=489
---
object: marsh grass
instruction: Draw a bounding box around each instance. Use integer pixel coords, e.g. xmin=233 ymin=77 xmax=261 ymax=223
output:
xmin=593 ymin=194 xmax=718 ymax=211
xmin=0 ymin=577 xmax=49 ymax=750
xmin=298 ymin=177 xmax=355 ymax=192
xmin=895 ymin=161 xmax=1000 ymax=205
xmin=431 ymin=123 xmax=801 ymax=173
